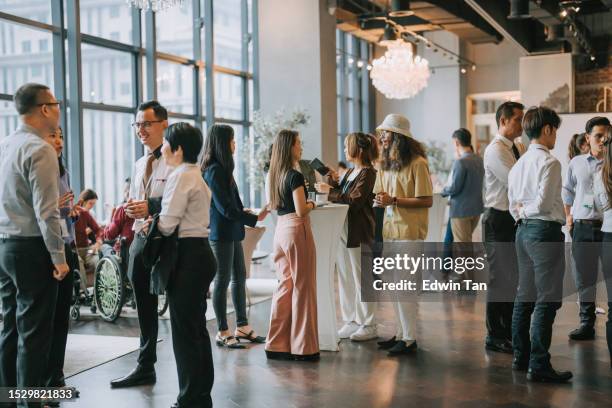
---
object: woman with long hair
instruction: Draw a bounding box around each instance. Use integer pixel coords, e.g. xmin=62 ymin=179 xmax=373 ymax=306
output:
xmin=265 ymin=129 xmax=319 ymax=361
xmin=74 ymin=188 xmax=101 ymax=290
xmin=373 ymin=114 xmax=433 ymax=355
xmin=568 ymin=132 xmax=589 ymax=160
xmin=594 ymin=125 xmax=612 ymax=368
xmin=202 ymin=124 xmax=269 ymax=349
xmin=41 ymin=127 xmax=79 ymax=387
xmin=316 ymin=133 xmax=379 ymax=341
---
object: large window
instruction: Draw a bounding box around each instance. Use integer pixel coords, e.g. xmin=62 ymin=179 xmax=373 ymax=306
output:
xmin=0 ymin=0 xmax=258 ymax=220
xmin=336 ymin=29 xmax=373 ymax=162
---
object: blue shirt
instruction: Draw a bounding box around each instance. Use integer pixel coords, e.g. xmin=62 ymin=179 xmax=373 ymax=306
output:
xmin=441 ymin=152 xmax=485 ymax=218
xmin=562 ymin=153 xmax=603 ymax=221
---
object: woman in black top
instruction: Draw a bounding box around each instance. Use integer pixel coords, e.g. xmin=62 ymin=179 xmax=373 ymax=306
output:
xmin=265 ymin=129 xmax=319 ymax=361
xmin=202 ymin=124 xmax=269 ymax=348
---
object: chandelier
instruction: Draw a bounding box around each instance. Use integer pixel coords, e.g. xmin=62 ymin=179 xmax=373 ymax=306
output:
xmin=126 ymin=0 xmax=183 ymax=12
xmin=370 ymin=39 xmax=430 ymax=99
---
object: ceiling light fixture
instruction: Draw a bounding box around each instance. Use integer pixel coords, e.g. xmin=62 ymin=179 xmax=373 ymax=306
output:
xmin=370 ymin=39 xmax=429 ymax=99
xmin=388 ymin=0 xmax=414 ymax=18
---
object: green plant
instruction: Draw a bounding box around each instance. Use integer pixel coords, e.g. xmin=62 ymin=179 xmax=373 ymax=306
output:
xmin=425 ymin=140 xmax=451 ymax=181
xmin=243 ymin=108 xmax=310 ymax=188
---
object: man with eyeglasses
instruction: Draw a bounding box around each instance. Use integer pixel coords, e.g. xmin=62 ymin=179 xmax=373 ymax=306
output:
xmin=0 ymin=83 xmax=69 ymax=402
xmin=563 ymin=116 xmax=611 ymax=341
xmin=110 ymin=100 xmax=173 ymax=389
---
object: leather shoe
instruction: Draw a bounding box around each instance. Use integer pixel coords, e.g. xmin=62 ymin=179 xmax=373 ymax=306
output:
xmin=110 ymin=365 xmax=156 ymax=388
xmin=568 ymin=326 xmax=595 ymax=341
xmin=387 ymin=340 xmax=417 ymax=355
xmin=485 ymin=339 xmax=513 ymax=354
xmin=527 ymin=368 xmax=573 ymax=383
xmin=377 ymin=336 xmax=398 ymax=350
xmin=512 ymin=357 xmax=529 ymax=371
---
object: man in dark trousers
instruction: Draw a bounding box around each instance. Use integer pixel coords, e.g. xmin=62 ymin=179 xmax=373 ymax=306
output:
xmin=482 ymin=101 xmax=525 ymax=353
xmin=110 ymin=101 xmax=172 ymax=388
xmin=0 ymin=83 xmax=70 ymax=407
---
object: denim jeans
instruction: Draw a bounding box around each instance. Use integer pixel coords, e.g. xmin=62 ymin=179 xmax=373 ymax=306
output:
xmin=210 ymin=240 xmax=248 ymax=331
xmin=512 ymin=219 xmax=565 ymax=371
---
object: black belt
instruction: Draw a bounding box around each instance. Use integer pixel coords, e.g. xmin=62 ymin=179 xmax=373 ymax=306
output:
xmin=575 ymin=219 xmax=603 ymax=226
xmin=0 ymin=234 xmax=43 ymax=241
xmin=517 ymin=219 xmax=562 ymax=227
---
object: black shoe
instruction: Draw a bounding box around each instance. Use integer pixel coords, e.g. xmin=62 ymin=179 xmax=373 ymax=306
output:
xmin=512 ymin=357 xmax=529 ymax=371
xmin=265 ymin=350 xmax=291 ymax=360
xmin=527 ymin=368 xmax=573 ymax=383
xmin=110 ymin=365 xmax=156 ymax=388
xmin=377 ymin=336 xmax=398 ymax=350
xmin=569 ymin=326 xmax=595 ymax=341
xmin=485 ymin=339 xmax=513 ymax=354
xmin=290 ymin=352 xmax=320 ymax=362
xmin=387 ymin=340 xmax=418 ymax=355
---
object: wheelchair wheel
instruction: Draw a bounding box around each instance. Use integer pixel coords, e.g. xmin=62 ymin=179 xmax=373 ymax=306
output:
xmin=157 ymin=293 xmax=169 ymax=316
xmin=94 ymin=256 xmax=125 ymax=322
xmin=70 ymin=306 xmax=80 ymax=321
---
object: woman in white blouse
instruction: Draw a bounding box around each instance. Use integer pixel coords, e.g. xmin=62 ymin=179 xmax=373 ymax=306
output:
xmin=594 ymin=125 xmax=612 ymax=369
xmin=156 ymin=122 xmax=215 ymax=408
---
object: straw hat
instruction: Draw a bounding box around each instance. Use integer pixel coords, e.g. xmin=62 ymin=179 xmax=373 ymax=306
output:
xmin=376 ymin=114 xmax=413 ymax=138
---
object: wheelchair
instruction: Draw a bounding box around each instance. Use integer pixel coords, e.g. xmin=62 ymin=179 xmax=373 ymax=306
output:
xmin=71 ymin=237 xmax=169 ymax=322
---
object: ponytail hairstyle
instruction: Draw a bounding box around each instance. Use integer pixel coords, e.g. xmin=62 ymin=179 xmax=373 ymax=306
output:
xmin=345 ymin=132 xmax=378 ymax=167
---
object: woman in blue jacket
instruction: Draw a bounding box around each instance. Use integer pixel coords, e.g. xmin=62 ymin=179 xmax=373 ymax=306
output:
xmin=202 ymin=124 xmax=269 ymax=348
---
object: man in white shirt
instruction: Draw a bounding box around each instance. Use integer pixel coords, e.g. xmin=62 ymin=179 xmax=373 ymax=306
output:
xmin=563 ymin=116 xmax=611 ymax=340
xmin=508 ymin=106 xmax=571 ymax=383
xmin=482 ymin=101 xmax=525 ymax=354
xmin=110 ymin=101 xmax=174 ymax=388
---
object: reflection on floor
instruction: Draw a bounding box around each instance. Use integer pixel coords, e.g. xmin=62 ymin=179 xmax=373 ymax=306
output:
xmin=66 ymin=292 xmax=612 ymax=408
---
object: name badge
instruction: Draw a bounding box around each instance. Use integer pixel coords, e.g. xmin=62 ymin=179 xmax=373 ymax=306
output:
xmin=386 ymin=205 xmax=394 ymax=218
xmin=583 ymin=193 xmax=595 ymax=209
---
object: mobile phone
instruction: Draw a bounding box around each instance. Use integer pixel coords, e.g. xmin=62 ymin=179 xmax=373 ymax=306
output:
xmin=310 ymin=158 xmax=330 ymax=176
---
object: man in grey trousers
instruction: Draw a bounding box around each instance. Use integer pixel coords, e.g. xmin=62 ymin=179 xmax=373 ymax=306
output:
xmin=0 ymin=83 xmax=70 ymax=407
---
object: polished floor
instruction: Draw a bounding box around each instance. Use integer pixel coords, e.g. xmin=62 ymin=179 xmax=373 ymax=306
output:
xmin=63 ymin=291 xmax=612 ymax=408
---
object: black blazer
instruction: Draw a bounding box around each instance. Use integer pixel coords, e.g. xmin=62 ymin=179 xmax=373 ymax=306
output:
xmin=142 ymin=214 xmax=178 ymax=295
xmin=203 ymin=160 xmax=257 ymax=242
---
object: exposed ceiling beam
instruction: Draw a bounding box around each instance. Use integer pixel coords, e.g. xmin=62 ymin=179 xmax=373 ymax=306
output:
xmin=424 ymin=0 xmax=503 ymax=42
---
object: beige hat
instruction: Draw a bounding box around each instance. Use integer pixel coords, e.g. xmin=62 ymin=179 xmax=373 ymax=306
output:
xmin=376 ymin=114 xmax=413 ymax=138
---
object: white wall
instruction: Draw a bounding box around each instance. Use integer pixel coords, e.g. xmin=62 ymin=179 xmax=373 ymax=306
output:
xmin=465 ymin=39 xmax=524 ymax=95
xmin=258 ymin=0 xmax=337 ymax=165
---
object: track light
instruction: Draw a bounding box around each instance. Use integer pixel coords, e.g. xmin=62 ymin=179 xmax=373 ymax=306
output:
xmin=357 ymin=60 xmax=364 ymax=68
xmin=460 ymin=67 xmax=467 ymax=74
xmin=508 ymin=0 xmax=530 ymax=20
xmin=389 ymin=0 xmax=414 ymax=17
xmin=590 ymin=55 xmax=596 ymax=61
xmin=471 ymin=65 xmax=476 ymax=71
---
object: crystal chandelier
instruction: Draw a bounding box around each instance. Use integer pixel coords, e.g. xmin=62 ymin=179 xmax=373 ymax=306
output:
xmin=370 ymin=39 xmax=430 ymax=99
xmin=126 ymin=0 xmax=183 ymax=12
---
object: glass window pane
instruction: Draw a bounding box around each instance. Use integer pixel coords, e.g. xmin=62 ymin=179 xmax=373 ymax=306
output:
xmin=0 ymin=22 xmax=54 ymax=94
xmin=0 ymin=0 xmax=51 ymax=24
xmin=0 ymin=100 xmax=19 ymax=140
xmin=80 ymin=0 xmax=133 ymax=44
xmin=157 ymin=60 xmax=194 ymax=114
xmin=168 ymin=117 xmax=195 ymax=126
xmin=83 ymin=110 xmax=135 ymax=222
xmin=82 ymin=44 xmax=133 ymax=106
xmin=156 ymin=4 xmax=194 ymax=58
xmin=214 ymin=0 xmax=242 ymax=71
xmin=247 ymin=0 xmax=253 ymax=73
xmin=248 ymin=79 xmax=253 ymax=121
xmin=214 ymin=73 xmax=243 ymax=120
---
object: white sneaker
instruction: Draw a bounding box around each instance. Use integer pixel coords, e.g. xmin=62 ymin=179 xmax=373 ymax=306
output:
xmin=338 ymin=322 xmax=360 ymax=339
xmin=350 ymin=325 xmax=378 ymax=342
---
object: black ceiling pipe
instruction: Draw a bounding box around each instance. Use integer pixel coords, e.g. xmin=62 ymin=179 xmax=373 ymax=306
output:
xmin=508 ymin=0 xmax=531 ymax=19
xmin=389 ymin=0 xmax=413 ymax=17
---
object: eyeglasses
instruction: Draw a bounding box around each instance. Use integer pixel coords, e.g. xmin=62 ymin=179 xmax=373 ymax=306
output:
xmin=131 ymin=120 xmax=164 ymax=129
xmin=36 ymin=102 xmax=61 ymax=107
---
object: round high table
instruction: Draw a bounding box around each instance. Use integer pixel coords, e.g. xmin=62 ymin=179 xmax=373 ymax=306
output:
xmin=310 ymin=203 xmax=349 ymax=351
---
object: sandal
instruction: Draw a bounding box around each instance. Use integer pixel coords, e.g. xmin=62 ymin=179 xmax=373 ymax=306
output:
xmin=215 ymin=333 xmax=245 ymax=349
xmin=235 ymin=328 xmax=266 ymax=344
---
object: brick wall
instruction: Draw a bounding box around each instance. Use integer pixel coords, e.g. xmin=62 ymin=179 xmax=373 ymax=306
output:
xmin=575 ymin=55 xmax=612 ymax=113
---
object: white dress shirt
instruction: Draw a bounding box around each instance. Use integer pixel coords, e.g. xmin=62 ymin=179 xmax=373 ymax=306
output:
xmin=129 ymin=146 xmax=174 ymax=231
xmin=483 ymin=134 xmax=526 ymax=211
xmin=508 ymin=143 xmax=565 ymax=224
xmin=158 ymin=163 xmax=211 ymax=238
